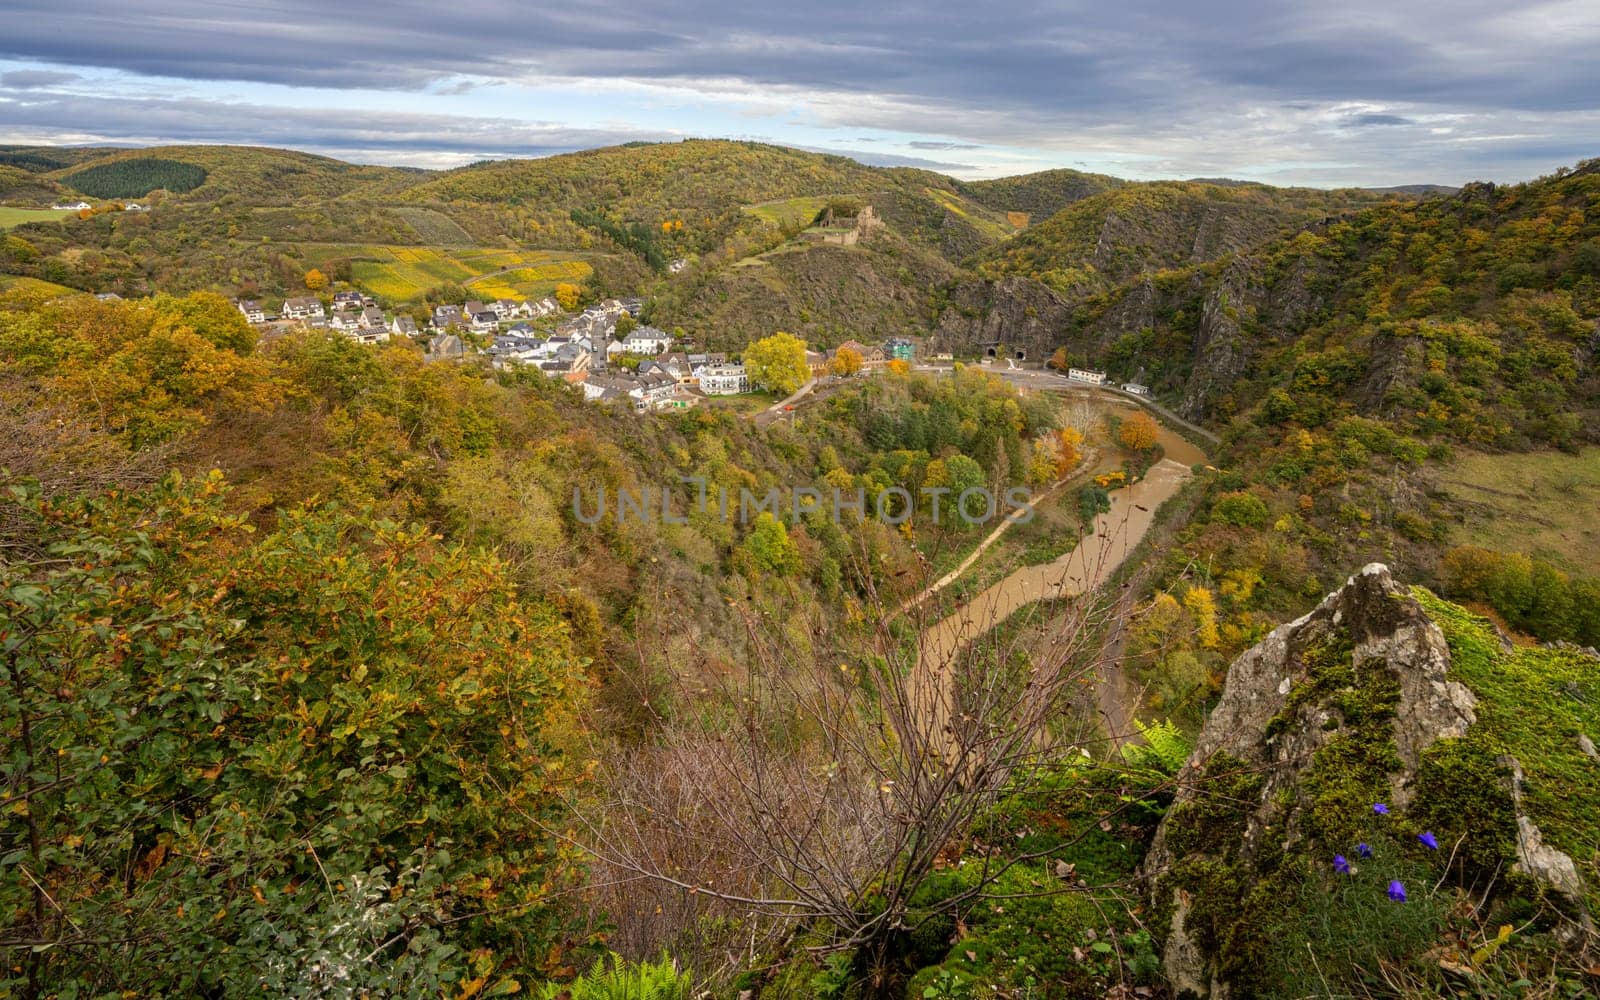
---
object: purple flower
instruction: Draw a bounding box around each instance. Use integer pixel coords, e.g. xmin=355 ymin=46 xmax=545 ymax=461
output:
xmin=1418 ymin=831 xmax=1439 ymax=850
xmin=1333 ymin=854 xmax=1352 ymax=875
xmin=1387 ymin=880 xmax=1407 ymax=902
xmin=1373 ymin=803 xmax=1391 ymax=816
xmin=1356 ymin=842 xmax=1373 ymax=859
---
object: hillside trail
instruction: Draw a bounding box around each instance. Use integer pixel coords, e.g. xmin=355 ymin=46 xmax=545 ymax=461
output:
xmin=913 ymin=410 xmax=1206 ymax=748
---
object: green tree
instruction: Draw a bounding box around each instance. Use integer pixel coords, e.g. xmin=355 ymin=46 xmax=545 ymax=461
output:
xmin=744 ymin=511 xmax=799 ymax=575
xmin=743 ymin=331 xmax=810 ymax=395
xmin=1077 ymin=484 xmax=1111 ymax=527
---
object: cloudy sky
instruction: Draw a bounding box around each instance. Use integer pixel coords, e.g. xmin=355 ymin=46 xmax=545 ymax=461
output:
xmin=2 ymin=1 xmax=1596 ymax=185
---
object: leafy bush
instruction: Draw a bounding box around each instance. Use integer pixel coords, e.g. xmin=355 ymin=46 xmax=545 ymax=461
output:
xmin=0 ymin=474 xmax=583 ymax=995
xmin=1211 ymin=490 xmax=1270 ymax=528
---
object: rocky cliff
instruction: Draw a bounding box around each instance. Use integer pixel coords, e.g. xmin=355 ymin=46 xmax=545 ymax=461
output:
xmin=1143 ymin=565 xmax=1596 ymax=997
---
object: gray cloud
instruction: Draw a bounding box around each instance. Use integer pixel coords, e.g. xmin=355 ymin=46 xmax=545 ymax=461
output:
xmin=0 ymin=91 xmax=679 ymax=162
xmin=0 ymin=69 xmax=82 ymax=88
xmin=1341 ymin=113 xmax=1416 ymax=128
xmin=0 ymin=1 xmax=1596 ymax=183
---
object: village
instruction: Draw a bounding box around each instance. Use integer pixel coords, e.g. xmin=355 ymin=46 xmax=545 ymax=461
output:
xmin=232 ymin=287 xmax=927 ymax=414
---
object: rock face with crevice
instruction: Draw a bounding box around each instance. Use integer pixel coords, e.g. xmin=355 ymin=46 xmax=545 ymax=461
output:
xmin=1141 ymin=564 xmax=1591 ymax=997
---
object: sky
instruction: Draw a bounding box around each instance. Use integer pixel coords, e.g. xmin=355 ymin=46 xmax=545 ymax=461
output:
xmin=2 ymin=1 xmax=1597 ymax=186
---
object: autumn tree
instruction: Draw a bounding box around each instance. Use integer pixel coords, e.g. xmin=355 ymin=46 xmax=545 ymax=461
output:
xmin=555 ymin=282 xmax=581 ymax=311
xmin=303 ymin=267 xmax=328 ymax=290
xmin=829 ymin=346 xmax=863 ymax=377
xmin=743 ymin=331 xmax=810 ymax=395
xmin=1048 ymin=346 xmax=1070 ymax=371
xmin=886 ymin=358 xmax=911 ymax=376
xmin=0 ymin=290 xmax=283 ymax=447
xmin=1119 ymin=410 xmax=1160 ymax=451
xmin=1055 ymin=425 xmax=1084 ymax=477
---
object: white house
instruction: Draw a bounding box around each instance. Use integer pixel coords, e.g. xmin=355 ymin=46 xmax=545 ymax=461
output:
xmin=491 ymin=298 xmax=534 ymax=320
xmin=609 ymin=326 xmax=672 ymax=358
xmin=699 ymin=363 xmax=749 ymax=395
xmin=236 ymin=299 xmax=266 ymax=324
xmin=1121 ymin=382 xmax=1151 ymax=397
xmin=282 ymin=296 xmax=326 ymax=321
xmin=52 ymin=201 xmax=92 ymax=211
xmin=1066 ymin=367 xmax=1107 ymax=386
xmin=389 ymin=315 xmax=418 ymax=337
xmin=469 ymin=310 xmax=500 ymax=334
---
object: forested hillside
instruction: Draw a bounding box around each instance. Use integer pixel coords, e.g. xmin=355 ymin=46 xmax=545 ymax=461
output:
xmin=959 ymin=166 xmax=1126 ymax=223
xmin=971 ymin=179 xmax=1406 ymax=293
xmin=62 ymin=156 xmax=208 ymax=198
xmin=1085 ymin=162 xmax=1600 ymax=735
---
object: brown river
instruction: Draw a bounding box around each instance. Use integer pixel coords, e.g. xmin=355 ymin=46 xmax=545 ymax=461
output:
xmin=915 ymin=401 xmax=1208 ymax=723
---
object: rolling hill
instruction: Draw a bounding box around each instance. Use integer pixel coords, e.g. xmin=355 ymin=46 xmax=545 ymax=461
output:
xmin=958 ymin=166 xmax=1126 ymax=224
xmin=20 ymin=144 xmax=421 ymax=204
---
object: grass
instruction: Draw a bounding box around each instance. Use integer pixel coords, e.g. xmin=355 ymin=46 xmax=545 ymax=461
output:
xmin=701 ymin=389 xmax=781 ymax=416
xmin=0 ymin=207 xmax=73 ymax=229
xmin=299 ymin=243 xmax=592 ymax=302
xmin=1437 ymin=447 xmax=1600 ymax=576
xmin=1414 ymin=588 xmax=1600 ymax=915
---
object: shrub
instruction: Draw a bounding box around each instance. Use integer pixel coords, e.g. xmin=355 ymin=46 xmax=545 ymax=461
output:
xmin=1212 ymin=490 xmax=1270 ymax=528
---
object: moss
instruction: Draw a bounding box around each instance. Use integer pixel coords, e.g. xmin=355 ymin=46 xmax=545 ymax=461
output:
xmin=1413 ymin=587 xmax=1600 ymax=914
xmin=1409 ymin=737 xmax=1518 ymax=882
xmin=1299 ymin=661 xmax=1404 ymax=845
xmin=904 ymin=862 xmax=1131 ymax=999
xmin=1161 ymin=752 xmax=1263 ymax=858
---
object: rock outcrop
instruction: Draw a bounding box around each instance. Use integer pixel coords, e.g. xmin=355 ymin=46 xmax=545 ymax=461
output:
xmin=1142 ymin=564 xmax=1592 ymax=997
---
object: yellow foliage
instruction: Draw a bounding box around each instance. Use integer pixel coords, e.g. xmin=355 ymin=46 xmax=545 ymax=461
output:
xmin=828 ymin=346 xmax=863 ymax=377
xmin=1119 ymin=411 xmax=1160 ymax=451
xmin=1183 ymin=586 xmax=1220 ymax=649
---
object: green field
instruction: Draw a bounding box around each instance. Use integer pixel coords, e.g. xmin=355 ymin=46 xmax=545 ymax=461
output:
xmin=298 ymin=244 xmax=593 ymax=302
xmin=0 ymin=207 xmax=73 ymax=230
xmin=741 ymin=196 xmax=839 ymax=228
xmin=1438 ymin=447 xmax=1600 ymax=576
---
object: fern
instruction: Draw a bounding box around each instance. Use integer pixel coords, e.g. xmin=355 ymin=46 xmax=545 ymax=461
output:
xmin=1120 ymin=718 xmax=1194 ymax=777
xmin=534 ymin=954 xmax=691 ymax=1000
